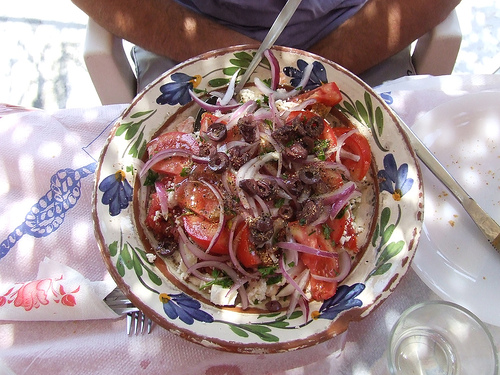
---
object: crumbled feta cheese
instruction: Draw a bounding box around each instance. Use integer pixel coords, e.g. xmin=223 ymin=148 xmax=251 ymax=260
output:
xmin=146 ymin=253 xmax=157 ymax=263
xmin=274 ymin=99 xmax=297 ymax=112
xmin=238 ymin=88 xmax=265 ymax=103
xmin=246 ymin=279 xmax=268 ymax=304
xmin=210 ymin=284 xmax=237 ymax=306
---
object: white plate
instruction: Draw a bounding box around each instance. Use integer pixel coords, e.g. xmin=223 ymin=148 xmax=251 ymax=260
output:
xmin=411 ymin=91 xmax=500 ymax=326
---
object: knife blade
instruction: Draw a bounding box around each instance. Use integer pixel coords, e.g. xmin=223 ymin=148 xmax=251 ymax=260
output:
xmin=234 ymin=0 xmax=303 ymax=93
xmin=400 ymin=118 xmax=500 ymax=253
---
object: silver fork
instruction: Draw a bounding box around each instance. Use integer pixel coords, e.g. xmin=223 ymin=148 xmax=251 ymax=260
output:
xmin=127 ymin=310 xmax=152 ymax=335
xmin=104 ymin=287 xmax=153 ymax=334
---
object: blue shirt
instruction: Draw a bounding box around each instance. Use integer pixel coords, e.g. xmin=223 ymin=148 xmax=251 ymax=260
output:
xmin=174 ymin=0 xmax=367 ymax=50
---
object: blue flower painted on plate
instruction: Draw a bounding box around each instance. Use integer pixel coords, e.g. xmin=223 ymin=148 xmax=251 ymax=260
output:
xmin=312 ymin=283 xmax=365 ymax=321
xmin=99 ymin=170 xmax=133 ymax=216
xmin=0 ymin=163 xmax=96 ymax=259
xmin=378 ymin=153 xmax=414 ymax=201
xmin=283 ymin=59 xmax=327 ymax=91
xmin=160 ymin=292 xmax=214 ymax=325
xmin=156 ymin=72 xmax=202 ymax=106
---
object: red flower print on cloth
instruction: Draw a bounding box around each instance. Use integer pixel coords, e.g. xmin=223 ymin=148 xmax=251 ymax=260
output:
xmin=0 ymin=276 xmax=80 ymax=312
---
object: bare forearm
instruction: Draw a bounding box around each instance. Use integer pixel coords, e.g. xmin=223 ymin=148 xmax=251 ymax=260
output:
xmin=72 ymin=0 xmax=258 ymax=61
xmin=310 ymin=0 xmax=461 ymax=74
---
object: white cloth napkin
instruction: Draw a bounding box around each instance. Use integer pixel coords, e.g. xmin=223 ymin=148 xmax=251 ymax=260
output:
xmin=0 ymin=257 xmax=118 ymax=321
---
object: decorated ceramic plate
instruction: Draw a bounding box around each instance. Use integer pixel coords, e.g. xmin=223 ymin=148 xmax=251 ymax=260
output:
xmin=93 ymin=46 xmax=423 ymax=353
xmin=411 ymin=92 xmax=500 ymax=327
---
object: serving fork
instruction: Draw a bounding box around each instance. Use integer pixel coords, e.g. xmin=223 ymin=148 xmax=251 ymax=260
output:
xmin=104 ymin=287 xmax=153 ymax=335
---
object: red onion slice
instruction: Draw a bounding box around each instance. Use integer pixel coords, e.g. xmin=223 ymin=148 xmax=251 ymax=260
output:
xmin=264 ymin=49 xmax=280 ymax=91
xmin=189 ymin=89 xmax=240 ymax=113
xmin=276 ymin=242 xmax=339 ymax=259
xmin=140 ymin=148 xmax=209 ymax=178
xmin=199 ymin=180 xmax=225 ymax=254
xmin=154 ymin=181 xmax=169 ymax=218
xmin=279 ymin=255 xmax=307 ymax=299
xmin=177 ymin=227 xmax=229 ymax=262
xmin=310 ymin=251 xmax=351 ymax=283
xmin=219 ymin=69 xmax=240 ymax=106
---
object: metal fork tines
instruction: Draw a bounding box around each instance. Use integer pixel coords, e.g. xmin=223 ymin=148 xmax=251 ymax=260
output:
xmin=104 ymin=287 xmax=153 ymax=334
xmin=127 ymin=310 xmax=153 ymax=335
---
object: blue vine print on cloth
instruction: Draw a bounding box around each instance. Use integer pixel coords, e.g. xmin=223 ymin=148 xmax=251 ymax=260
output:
xmin=160 ymin=292 xmax=214 ymax=325
xmin=156 ymin=72 xmax=201 ymax=106
xmin=378 ymin=153 xmax=414 ymax=201
xmin=98 ymin=170 xmax=133 ymax=216
xmin=283 ymin=59 xmax=328 ymax=90
xmin=0 ymin=163 xmax=96 ymax=259
xmin=379 ymin=91 xmax=394 ymax=105
xmin=314 ymin=283 xmax=365 ymax=320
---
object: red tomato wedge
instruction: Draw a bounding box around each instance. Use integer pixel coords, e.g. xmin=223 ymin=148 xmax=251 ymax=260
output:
xmin=175 ymin=180 xmax=221 ymax=221
xmin=332 ymin=127 xmax=372 ymax=181
xmin=145 ymin=193 xmax=169 ymax=238
xmin=234 ymin=224 xmax=262 ymax=268
xmin=146 ymin=132 xmax=200 ymax=177
xmin=289 ymin=221 xmax=341 ymax=301
xmin=294 ymin=82 xmax=342 ymax=107
xmin=182 ymin=215 xmax=230 ymax=255
xmin=301 ymin=253 xmax=339 ymax=301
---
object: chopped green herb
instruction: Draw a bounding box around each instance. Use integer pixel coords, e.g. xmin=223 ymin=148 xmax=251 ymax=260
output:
xmin=274 ymin=198 xmax=285 ymax=208
xmin=144 ymin=169 xmax=159 ymax=186
xmin=200 ymin=269 xmax=233 ymax=289
xmin=180 ymin=166 xmax=192 ymax=177
xmin=314 ymin=139 xmax=330 ymax=161
xmin=258 ymin=266 xmax=277 ymax=277
xmin=266 ymin=274 xmax=283 ymax=285
xmin=322 ymin=224 xmax=332 ymax=240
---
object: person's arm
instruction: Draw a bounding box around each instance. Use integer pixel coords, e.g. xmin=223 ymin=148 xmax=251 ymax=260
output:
xmin=309 ymin=0 xmax=461 ymax=74
xmin=73 ymin=0 xmax=460 ymax=74
xmin=72 ymin=0 xmax=258 ymax=62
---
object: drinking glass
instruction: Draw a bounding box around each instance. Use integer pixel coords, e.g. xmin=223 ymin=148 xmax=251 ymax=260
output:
xmin=388 ymin=300 xmax=498 ymax=375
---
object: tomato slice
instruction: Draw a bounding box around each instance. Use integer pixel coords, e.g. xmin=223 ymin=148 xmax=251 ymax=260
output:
xmin=294 ymin=82 xmax=342 ymax=107
xmin=182 ymin=214 xmax=230 ymax=255
xmin=332 ymin=127 xmax=372 ymax=181
xmin=145 ymin=193 xmax=170 ymax=238
xmin=175 ymin=180 xmax=221 ymax=221
xmin=146 ymin=132 xmax=200 ymax=178
xmin=234 ymin=223 xmax=261 ymax=268
xmin=301 ymin=253 xmax=339 ymax=301
xmin=289 ymin=221 xmax=340 ymax=301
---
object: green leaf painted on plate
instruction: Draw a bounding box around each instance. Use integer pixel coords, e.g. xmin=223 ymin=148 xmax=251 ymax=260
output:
xmin=133 ymin=251 xmax=143 ymax=277
xmin=147 ymin=267 xmax=162 ymax=286
xmin=109 ymin=241 xmax=118 ymax=257
xmin=376 ymin=240 xmax=405 ymax=267
xmin=381 ymin=224 xmax=396 ymax=248
xmin=375 ymin=106 xmax=384 ymax=136
xmin=125 ymin=122 xmax=141 ymax=140
xmin=380 ymin=207 xmax=391 ymax=233
xmin=369 ymin=262 xmax=392 ymax=277
xmin=229 ymin=58 xmax=250 ymax=68
xmin=209 ymin=78 xmax=231 ymax=87
xmin=130 ymin=110 xmax=154 ymax=119
xmin=116 ymin=256 xmax=125 ymax=277
xmin=355 ymin=100 xmax=369 ymax=125
xmin=229 ymin=325 xmax=249 ymax=338
xmin=115 ymin=122 xmax=132 ymax=137
xmin=364 ymin=91 xmax=374 ymax=124
xmin=120 ymin=243 xmax=134 ymax=269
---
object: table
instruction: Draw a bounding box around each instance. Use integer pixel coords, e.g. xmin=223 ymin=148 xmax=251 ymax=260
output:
xmin=1 ymin=74 xmax=499 ymax=375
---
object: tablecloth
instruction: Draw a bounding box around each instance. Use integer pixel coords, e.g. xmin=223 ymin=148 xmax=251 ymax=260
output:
xmin=1 ymin=74 xmax=499 ymax=375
